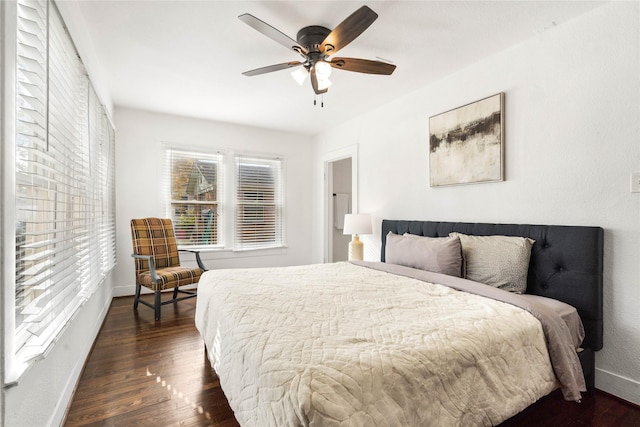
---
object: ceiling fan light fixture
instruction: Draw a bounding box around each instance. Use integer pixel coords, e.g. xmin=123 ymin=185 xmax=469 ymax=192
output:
xmin=315 ymin=61 xmax=332 ymax=80
xmin=291 ymin=66 xmax=308 ymax=86
xmin=317 ymin=77 xmax=332 ymax=91
xmin=239 ymin=6 xmax=395 ymax=98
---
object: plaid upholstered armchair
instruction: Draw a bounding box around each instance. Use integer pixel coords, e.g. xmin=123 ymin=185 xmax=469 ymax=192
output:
xmin=130 ymin=218 xmax=207 ymax=320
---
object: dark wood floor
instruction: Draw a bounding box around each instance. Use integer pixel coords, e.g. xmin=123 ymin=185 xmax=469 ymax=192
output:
xmin=64 ymin=295 xmax=640 ymax=426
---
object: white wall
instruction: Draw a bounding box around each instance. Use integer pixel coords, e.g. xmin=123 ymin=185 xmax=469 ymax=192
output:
xmin=113 ymin=107 xmax=315 ymax=296
xmin=313 ymin=2 xmax=640 ymax=404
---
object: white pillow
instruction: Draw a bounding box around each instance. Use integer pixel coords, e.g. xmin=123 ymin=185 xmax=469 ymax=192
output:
xmin=449 ymin=233 xmax=535 ymax=293
xmin=385 ymin=232 xmax=463 ymax=277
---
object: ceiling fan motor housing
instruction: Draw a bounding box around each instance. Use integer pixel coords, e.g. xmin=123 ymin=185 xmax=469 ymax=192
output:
xmin=296 ymin=26 xmax=331 ymax=52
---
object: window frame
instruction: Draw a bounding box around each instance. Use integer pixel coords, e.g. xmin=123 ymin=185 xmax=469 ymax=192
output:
xmin=164 ymin=147 xmax=225 ymax=249
xmin=163 ymin=148 xmax=286 ymax=252
xmin=234 ymin=154 xmax=285 ymax=251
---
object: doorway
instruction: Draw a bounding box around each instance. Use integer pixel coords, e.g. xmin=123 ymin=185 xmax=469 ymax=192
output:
xmin=323 ymin=145 xmax=358 ymax=263
xmin=330 ymin=158 xmax=352 ymax=262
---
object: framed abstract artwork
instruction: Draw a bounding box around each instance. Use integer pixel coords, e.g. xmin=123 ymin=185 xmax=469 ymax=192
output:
xmin=429 ymin=93 xmax=504 ymax=187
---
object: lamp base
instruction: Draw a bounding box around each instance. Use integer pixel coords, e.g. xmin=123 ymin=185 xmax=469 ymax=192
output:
xmin=348 ymin=235 xmax=364 ymax=261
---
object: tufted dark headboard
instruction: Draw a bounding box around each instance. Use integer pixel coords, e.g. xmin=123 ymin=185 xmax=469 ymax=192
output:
xmin=381 ymin=220 xmax=604 ymax=352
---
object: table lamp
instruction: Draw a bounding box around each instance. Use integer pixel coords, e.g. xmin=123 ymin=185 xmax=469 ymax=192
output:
xmin=343 ymin=213 xmax=373 ymax=261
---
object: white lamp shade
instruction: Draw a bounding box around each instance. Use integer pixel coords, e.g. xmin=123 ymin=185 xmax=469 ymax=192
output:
xmin=316 ymin=77 xmax=332 ymax=91
xmin=314 ymin=61 xmax=332 ymax=91
xmin=291 ymin=66 xmax=308 ymax=86
xmin=343 ymin=214 xmax=372 ymax=235
xmin=315 ymin=61 xmax=332 ymax=79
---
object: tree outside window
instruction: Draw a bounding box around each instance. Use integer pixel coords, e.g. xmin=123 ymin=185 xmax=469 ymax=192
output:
xmin=169 ymin=151 xmax=222 ymax=246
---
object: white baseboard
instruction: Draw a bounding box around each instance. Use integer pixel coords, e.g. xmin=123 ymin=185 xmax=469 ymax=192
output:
xmin=113 ymin=284 xmax=135 ymax=297
xmin=596 ymin=367 xmax=640 ymax=405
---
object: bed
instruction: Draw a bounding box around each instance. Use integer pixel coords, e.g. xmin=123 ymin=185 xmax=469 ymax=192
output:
xmin=195 ymin=220 xmax=603 ymax=426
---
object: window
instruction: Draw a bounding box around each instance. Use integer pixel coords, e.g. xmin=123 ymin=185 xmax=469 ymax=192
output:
xmin=235 ymin=155 xmax=284 ymax=250
xmin=166 ymin=149 xmax=223 ymax=247
xmin=9 ymin=0 xmax=116 ymax=381
xmin=164 ymin=150 xmax=285 ymax=251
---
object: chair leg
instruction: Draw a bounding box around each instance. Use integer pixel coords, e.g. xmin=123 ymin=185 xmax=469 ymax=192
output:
xmin=154 ymin=290 xmax=161 ymax=321
xmin=134 ymin=284 xmax=141 ymax=309
xmin=173 ymin=286 xmax=179 ymax=300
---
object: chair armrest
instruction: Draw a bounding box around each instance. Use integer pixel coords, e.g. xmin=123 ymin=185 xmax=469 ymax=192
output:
xmin=131 ymin=254 xmax=161 ymax=283
xmin=179 ymin=249 xmax=208 ymax=271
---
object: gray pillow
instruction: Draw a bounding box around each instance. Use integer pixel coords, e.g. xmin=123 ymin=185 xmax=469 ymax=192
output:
xmin=449 ymin=233 xmax=535 ymax=293
xmin=385 ymin=232 xmax=463 ymax=277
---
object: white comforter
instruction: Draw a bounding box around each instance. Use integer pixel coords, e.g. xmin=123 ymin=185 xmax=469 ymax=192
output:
xmin=195 ymin=262 xmax=558 ymax=427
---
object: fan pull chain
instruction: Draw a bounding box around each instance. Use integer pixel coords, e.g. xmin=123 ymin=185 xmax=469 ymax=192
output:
xmin=313 ymin=95 xmax=325 ymax=108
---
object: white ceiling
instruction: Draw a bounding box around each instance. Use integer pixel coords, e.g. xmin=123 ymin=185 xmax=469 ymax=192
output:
xmin=68 ymin=1 xmax=605 ymax=135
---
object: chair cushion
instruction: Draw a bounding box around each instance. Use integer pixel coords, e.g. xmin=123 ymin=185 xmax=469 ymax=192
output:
xmin=137 ymin=266 xmax=204 ymax=291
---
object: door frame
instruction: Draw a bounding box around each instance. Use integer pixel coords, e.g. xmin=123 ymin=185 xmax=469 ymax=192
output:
xmin=323 ymin=145 xmax=358 ymax=263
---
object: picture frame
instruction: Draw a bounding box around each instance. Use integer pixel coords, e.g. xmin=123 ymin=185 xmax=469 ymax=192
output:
xmin=429 ymin=92 xmax=504 ymax=187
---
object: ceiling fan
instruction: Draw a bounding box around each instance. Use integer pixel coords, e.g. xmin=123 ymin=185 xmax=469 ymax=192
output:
xmin=238 ymin=5 xmax=396 ymax=95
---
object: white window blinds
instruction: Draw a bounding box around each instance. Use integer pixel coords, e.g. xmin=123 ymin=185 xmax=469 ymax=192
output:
xmin=166 ymin=148 xmax=224 ymax=247
xmin=88 ymin=86 xmax=117 ymax=280
xmin=234 ymin=156 xmax=284 ymax=250
xmin=12 ymin=0 xmax=116 ymax=377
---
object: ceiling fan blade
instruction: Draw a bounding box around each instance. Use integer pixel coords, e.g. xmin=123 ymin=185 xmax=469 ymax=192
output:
xmin=310 ymin=67 xmax=328 ymax=95
xmin=320 ymin=6 xmax=378 ymax=55
xmin=242 ymin=61 xmax=303 ymax=77
xmin=330 ymin=57 xmax=396 ymax=75
xmin=238 ymin=14 xmax=308 ymax=56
